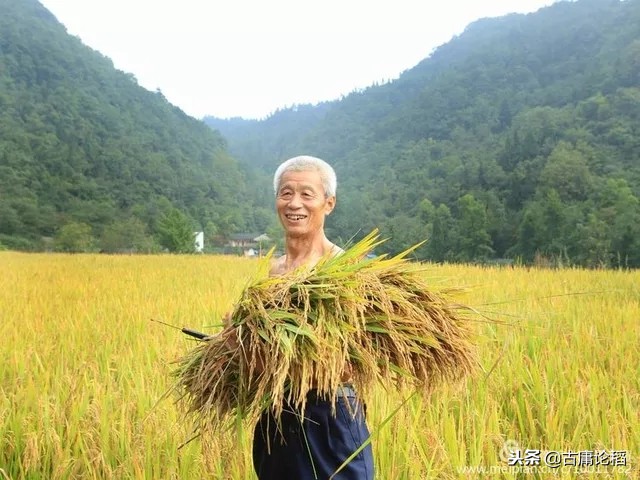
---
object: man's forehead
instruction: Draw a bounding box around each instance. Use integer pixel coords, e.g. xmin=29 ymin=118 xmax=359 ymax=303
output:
xmin=279 ymin=171 xmax=323 ymax=189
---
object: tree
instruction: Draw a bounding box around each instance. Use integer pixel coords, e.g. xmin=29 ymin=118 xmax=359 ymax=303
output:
xmin=576 ymin=213 xmax=611 ymax=268
xmin=426 ymin=204 xmax=456 ymax=262
xmin=513 ymin=207 xmax=545 ymax=263
xmin=99 ymin=217 xmax=158 ymax=253
xmin=53 ymin=222 xmax=93 ymax=252
xmin=382 ymin=214 xmax=427 ymax=257
xmin=455 ymin=194 xmax=493 ymax=262
xmin=156 ymin=208 xmax=195 ymax=253
xmin=599 ymin=178 xmax=640 ymax=267
xmin=539 ymin=142 xmax=593 ymax=202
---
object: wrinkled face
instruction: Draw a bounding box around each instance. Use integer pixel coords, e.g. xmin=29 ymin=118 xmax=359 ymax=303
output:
xmin=276 ymin=169 xmax=336 ymax=238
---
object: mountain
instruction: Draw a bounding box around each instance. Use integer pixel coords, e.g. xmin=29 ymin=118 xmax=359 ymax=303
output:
xmin=0 ymin=0 xmax=271 ymax=252
xmin=205 ymin=0 xmax=640 ymax=267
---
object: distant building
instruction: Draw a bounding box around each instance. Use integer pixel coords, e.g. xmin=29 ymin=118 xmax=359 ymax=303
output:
xmin=254 ymin=233 xmax=271 ymax=244
xmin=227 ymin=233 xmax=262 ymax=248
xmin=194 ymin=231 xmax=204 ymax=253
xmin=227 ymin=233 xmax=271 ymax=256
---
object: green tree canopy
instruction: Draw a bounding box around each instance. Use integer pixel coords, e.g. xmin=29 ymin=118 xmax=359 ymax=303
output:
xmin=157 ymin=209 xmax=196 ymax=253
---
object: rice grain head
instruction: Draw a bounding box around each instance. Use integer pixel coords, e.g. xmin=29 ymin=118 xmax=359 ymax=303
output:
xmin=173 ymin=229 xmax=479 ymax=438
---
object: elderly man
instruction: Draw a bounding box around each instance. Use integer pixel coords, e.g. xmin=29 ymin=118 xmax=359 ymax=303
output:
xmin=252 ymin=155 xmax=375 ymax=479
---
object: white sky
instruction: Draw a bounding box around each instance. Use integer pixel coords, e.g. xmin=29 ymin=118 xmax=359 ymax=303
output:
xmin=39 ymin=0 xmax=557 ymax=120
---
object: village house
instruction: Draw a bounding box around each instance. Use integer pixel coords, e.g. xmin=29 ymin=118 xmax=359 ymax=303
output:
xmin=226 ymin=233 xmax=271 ymax=256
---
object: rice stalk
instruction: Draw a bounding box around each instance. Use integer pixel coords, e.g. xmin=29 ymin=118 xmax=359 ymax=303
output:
xmin=172 ymin=229 xmax=479 ymax=438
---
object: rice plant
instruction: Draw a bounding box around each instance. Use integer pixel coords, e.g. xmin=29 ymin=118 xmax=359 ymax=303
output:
xmin=0 ymin=250 xmax=637 ymax=479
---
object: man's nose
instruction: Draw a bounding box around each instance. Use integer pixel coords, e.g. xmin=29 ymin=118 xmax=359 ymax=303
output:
xmin=288 ymin=193 xmax=303 ymax=208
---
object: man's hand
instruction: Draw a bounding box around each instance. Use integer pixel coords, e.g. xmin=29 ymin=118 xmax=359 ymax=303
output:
xmin=204 ymin=312 xmax=236 ymax=343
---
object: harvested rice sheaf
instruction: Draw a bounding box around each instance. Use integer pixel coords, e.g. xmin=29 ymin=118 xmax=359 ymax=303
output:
xmin=173 ymin=230 xmax=479 ymax=435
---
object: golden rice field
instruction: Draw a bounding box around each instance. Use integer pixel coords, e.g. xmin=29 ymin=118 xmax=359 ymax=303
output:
xmin=1 ymin=251 xmax=638 ymax=479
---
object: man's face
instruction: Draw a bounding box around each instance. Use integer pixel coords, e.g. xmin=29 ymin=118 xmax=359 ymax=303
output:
xmin=276 ymin=169 xmax=336 ymax=238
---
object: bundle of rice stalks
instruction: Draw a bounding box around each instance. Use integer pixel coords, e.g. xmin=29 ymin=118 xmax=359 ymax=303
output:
xmin=172 ymin=229 xmax=478 ymax=436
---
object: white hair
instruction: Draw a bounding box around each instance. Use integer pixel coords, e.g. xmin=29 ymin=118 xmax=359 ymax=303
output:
xmin=273 ymin=155 xmax=337 ymax=197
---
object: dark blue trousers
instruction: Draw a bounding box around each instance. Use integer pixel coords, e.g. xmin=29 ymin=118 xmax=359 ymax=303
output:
xmin=252 ymin=389 xmax=375 ymax=480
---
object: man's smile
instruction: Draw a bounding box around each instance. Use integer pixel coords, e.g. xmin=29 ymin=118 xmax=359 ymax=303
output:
xmin=285 ymin=214 xmax=307 ymax=221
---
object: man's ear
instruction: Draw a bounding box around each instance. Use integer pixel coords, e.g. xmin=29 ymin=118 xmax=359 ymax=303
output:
xmin=325 ymin=195 xmax=336 ymax=215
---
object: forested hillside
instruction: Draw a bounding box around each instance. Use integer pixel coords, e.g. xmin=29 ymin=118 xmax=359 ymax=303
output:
xmin=0 ymin=0 xmax=269 ymax=252
xmin=206 ymin=0 xmax=640 ymax=267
